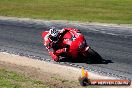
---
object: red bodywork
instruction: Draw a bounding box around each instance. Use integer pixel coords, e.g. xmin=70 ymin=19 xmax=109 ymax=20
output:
xmin=42 ymin=28 xmax=90 ymax=60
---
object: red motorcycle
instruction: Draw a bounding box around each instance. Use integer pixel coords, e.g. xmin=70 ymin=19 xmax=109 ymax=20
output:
xmin=42 ymin=28 xmax=102 ymax=62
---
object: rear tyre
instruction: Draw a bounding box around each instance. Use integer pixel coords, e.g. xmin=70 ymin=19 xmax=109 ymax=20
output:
xmin=87 ymin=48 xmax=102 ymax=63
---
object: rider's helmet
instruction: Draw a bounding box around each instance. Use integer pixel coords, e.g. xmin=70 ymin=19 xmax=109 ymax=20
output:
xmin=49 ymin=27 xmax=59 ymax=42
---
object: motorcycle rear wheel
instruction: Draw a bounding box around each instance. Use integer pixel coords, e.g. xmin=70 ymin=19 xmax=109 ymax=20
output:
xmin=87 ymin=48 xmax=102 ymax=63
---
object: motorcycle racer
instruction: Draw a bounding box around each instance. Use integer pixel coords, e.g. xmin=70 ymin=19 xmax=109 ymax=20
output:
xmin=42 ymin=27 xmax=82 ymax=61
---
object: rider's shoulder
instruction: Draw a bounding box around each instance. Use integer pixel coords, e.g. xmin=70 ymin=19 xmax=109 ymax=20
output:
xmin=44 ymin=32 xmax=50 ymax=40
xmin=61 ymin=28 xmax=74 ymax=31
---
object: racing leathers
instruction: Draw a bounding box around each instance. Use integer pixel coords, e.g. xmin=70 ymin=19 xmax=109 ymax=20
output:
xmin=43 ymin=28 xmax=81 ymax=61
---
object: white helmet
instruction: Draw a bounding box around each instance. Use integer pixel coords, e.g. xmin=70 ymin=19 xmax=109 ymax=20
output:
xmin=49 ymin=27 xmax=59 ymax=42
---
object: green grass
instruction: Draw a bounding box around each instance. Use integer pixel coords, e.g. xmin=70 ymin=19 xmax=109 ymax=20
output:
xmin=0 ymin=68 xmax=51 ymax=88
xmin=0 ymin=69 xmax=100 ymax=88
xmin=0 ymin=0 xmax=132 ymax=24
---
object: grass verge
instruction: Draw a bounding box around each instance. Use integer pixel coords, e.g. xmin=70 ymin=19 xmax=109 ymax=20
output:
xmin=0 ymin=68 xmax=51 ymax=88
xmin=0 ymin=0 xmax=132 ymax=24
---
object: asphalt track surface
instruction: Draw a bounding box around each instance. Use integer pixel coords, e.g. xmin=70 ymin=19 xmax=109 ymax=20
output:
xmin=0 ymin=19 xmax=132 ymax=80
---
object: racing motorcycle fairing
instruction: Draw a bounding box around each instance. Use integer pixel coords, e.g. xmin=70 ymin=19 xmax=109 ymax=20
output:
xmin=42 ymin=28 xmax=91 ymax=61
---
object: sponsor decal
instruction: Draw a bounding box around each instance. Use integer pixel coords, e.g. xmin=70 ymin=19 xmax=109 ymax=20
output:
xmin=78 ymin=67 xmax=131 ymax=86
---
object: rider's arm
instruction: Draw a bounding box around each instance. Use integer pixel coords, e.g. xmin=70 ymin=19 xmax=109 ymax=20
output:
xmin=59 ymin=28 xmax=70 ymax=34
xmin=44 ymin=39 xmax=59 ymax=61
xmin=60 ymin=28 xmax=81 ymax=33
xmin=43 ymin=33 xmax=52 ymax=50
xmin=60 ymin=28 xmax=82 ymax=38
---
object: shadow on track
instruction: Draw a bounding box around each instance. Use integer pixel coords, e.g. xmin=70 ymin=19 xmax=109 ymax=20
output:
xmin=59 ymin=51 xmax=113 ymax=64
